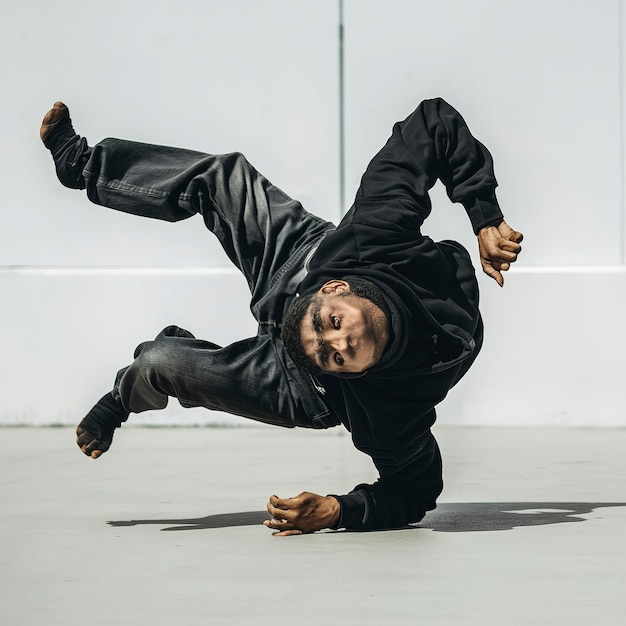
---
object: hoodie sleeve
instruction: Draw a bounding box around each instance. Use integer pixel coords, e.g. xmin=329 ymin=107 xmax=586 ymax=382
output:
xmin=323 ymin=360 xmax=461 ymax=532
xmin=331 ymin=429 xmax=443 ymax=531
xmin=352 ymin=97 xmax=504 ymax=235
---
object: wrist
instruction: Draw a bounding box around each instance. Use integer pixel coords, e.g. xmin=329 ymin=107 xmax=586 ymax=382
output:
xmin=478 ymin=221 xmax=502 ymax=234
xmin=325 ymin=495 xmax=341 ymax=528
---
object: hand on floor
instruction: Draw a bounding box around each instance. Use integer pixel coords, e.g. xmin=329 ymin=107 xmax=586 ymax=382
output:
xmin=264 ymin=492 xmax=341 ymax=536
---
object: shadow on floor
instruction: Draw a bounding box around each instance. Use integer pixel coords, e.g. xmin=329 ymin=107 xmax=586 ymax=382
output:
xmin=419 ymin=502 xmax=626 ymax=532
xmin=107 ymin=502 xmax=626 ymax=533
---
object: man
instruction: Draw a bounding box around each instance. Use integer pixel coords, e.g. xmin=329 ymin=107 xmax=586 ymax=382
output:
xmin=40 ymin=97 xmax=522 ymax=536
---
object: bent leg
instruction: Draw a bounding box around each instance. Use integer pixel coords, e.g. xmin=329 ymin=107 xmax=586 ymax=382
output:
xmin=40 ymin=102 xmax=333 ymax=306
xmin=82 ymin=139 xmax=333 ymax=307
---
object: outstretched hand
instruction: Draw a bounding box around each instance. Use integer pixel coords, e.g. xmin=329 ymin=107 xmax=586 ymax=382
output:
xmin=264 ymin=492 xmax=341 ymax=536
xmin=477 ymin=220 xmax=523 ymax=287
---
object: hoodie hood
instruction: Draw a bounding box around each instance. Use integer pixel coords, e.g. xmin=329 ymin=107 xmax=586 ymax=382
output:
xmin=299 ymin=236 xmax=480 ymax=379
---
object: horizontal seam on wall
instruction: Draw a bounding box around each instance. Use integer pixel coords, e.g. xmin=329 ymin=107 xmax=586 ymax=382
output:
xmin=0 ymin=266 xmax=241 ymax=276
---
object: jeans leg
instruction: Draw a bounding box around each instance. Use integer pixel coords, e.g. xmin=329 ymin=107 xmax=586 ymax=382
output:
xmin=82 ymin=139 xmax=334 ymax=308
xmin=76 ymin=140 xmax=336 ymax=427
xmin=113 ymin=325 xmax=337 ymax=429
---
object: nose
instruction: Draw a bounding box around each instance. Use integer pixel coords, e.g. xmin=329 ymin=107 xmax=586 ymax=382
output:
xmin=325 ymin=331 xmax=348 ymax=353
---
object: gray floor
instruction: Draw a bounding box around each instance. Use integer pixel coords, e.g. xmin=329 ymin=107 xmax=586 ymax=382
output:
xmin=2 ymin=425 xmax=625 ymax=625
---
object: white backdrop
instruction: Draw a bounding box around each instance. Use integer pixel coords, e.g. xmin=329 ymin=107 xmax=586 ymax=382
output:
xmin=1 ymin=0 xmax=624 ymax=426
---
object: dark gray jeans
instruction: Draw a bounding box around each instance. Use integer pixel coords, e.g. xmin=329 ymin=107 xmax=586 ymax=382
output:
xmin=81 ymin=138 xmax=338 ymax=429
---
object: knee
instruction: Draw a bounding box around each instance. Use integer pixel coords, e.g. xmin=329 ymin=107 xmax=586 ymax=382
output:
xmin=157 ymin=325 xmax=195 ymax=340
xmin=131 ymin=340 xmax=172 ymax=378
xmin=226 ymin=151 xmax=248 ymax=165
xmin=222 ymin=151 xmax=253 ymax=177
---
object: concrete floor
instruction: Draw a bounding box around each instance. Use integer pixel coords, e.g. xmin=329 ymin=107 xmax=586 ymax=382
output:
xmin=2 ymin=424 xmax=625 ymax=625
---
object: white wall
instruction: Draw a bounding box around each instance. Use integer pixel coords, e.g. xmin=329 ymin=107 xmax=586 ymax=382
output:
xmin=343 ymin=0 xmax=626 ymax=426
xmin=0 ymin=0 xmax=340 ymax=425
xmin=1 ymin=0 xmax=624 ymax=426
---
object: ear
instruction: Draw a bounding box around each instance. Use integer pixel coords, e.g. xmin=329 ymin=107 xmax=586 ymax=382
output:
xmin=319 ymin=279 xmax=350 ymax=295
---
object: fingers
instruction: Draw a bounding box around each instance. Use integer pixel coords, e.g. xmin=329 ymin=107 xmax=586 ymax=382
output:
xmin=483 ymin=243 xmax=519 ymax=274
xmin=264 ymin=494 xmax=306 ymax=536
xmin=263 ymin=514 xmax=301 ymax=535
xmin=266 ymin=502 xmax=296 ymax=522
xmin=498 ymin=238 xmax=522 ymax=254
xmin=263 ymin=515 xmax=305 ymax=536
xmin=263 ymin=491 xmax=334 ymax=536
xmin=480 ymin=252 xmax=511 ymax=287
xmin=478 ymin=223 xmax=523 ymax=288
xmin=484 ymin=251 xmax=517 ymax=267
xmin=265 ymin=494 xmax=295 ymax=524
xmin=263 ymin=518 xmax=299 ymax=531
xmin=482 ymin=239 xmax=521 ymax=261
xmin=479 ymin=241 xmax=518 ymax=259
xmin=268 ymin=494 xmax=294 ymax=510
xmin=497 ymin=221 xmax=524 ymax=244
xmin=266 ymin=494 xmax=294 ymax=515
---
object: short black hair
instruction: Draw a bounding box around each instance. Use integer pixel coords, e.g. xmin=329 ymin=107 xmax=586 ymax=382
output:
xmin=281 ymin=291 xmax=322 ymax=374
xmin=341 ymin=275 xmax=389 ymax=317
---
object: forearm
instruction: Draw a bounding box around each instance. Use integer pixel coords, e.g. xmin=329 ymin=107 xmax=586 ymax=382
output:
xmin=395 ymin=98 xmax=504 ymax=233
xmin=331 ymin=437 xmax=444 ymax=531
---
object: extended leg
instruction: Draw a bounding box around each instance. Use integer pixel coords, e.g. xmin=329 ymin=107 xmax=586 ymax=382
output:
xmin=118 ymin=326 xmax=333 ymax=427
xmin=76 ymin=325 xmax=337 ymax=458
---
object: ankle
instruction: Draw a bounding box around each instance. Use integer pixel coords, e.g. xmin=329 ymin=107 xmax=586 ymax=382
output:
xmin=80 ymin=392 xmax=129 ymax=437
xmin=43 ymin=116 xmax=75 ymax=153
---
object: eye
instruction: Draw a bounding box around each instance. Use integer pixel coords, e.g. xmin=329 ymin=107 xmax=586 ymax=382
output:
xmin=331 ymin=315 xmax=341 ymax=329
xmin=333 ymin=353 xmax=344 ymax=366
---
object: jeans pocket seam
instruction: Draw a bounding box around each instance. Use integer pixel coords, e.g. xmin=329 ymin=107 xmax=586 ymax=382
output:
xmin=98 ymin=179 xmax=169 ymax=199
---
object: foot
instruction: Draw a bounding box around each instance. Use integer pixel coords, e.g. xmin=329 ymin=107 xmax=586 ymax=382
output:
xmin=76 ymin=393 xmax=129 ymax=459
xmin=40 ymin=101 xmax=90 ymax=189
xmin=40 ymin=101 xmax=70 ymax=143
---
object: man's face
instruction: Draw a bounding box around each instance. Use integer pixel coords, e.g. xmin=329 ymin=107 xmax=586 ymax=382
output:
xmin=299 ymin=280 xmax=389 ymax=375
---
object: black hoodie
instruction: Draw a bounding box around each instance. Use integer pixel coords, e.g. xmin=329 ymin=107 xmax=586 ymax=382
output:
xmin=298 ymin=98 xmax=504 ymax=530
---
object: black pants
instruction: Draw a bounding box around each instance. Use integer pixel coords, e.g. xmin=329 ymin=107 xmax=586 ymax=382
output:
xmin=79 ymin=139 xmax=339 ymax=429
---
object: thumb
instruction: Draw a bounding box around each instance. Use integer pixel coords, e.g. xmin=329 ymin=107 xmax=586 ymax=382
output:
xmin=482 ymin=260 xmax=504 ymax=287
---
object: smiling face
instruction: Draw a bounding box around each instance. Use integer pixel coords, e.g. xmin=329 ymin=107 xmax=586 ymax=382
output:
xmin=299 ymin=280 xmax=390 ymax=375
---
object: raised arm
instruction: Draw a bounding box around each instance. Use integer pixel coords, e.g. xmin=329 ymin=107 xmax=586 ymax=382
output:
xmin=355 ymin=97 xmax=501 ymax=230
xmin=349 ymin=97 xmax=522 ymax=284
